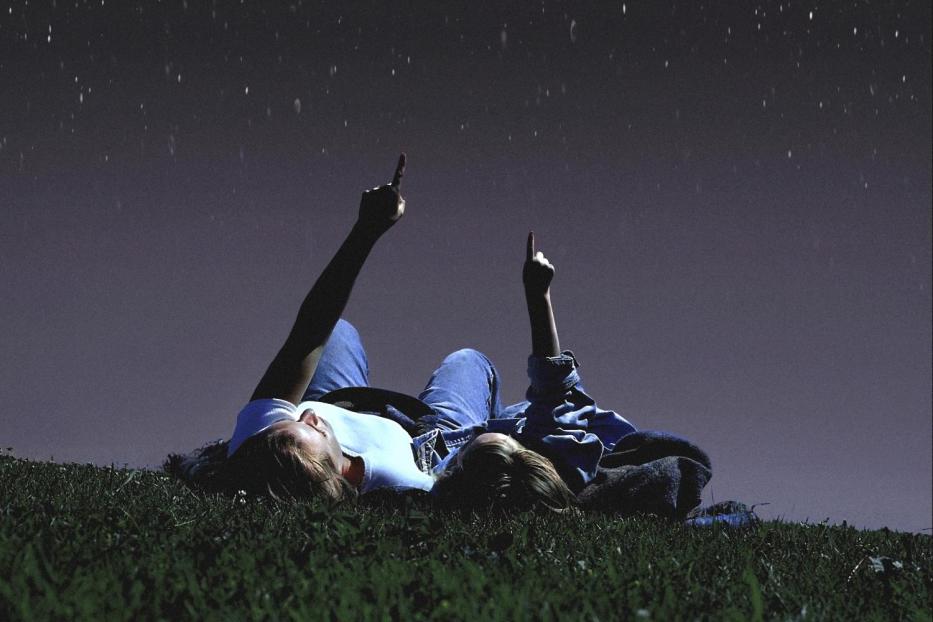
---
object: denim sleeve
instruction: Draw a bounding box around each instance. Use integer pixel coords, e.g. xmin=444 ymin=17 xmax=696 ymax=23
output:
xmin=516 ymin=351 xmax=637 ymax=490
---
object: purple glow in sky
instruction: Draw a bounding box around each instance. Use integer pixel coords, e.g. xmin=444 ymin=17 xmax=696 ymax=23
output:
xmin=1 ymin=1 xmax=930 ymax=532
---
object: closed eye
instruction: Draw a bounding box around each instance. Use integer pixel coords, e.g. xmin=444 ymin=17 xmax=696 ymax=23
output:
xmin=301 ymin=420 xmax=327 ymax=437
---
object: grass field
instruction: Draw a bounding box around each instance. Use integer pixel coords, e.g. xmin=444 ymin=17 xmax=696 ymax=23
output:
xmin=0 ymin=456 xmax=930 ymax=621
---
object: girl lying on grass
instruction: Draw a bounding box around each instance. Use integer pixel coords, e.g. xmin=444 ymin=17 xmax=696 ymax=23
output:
xmin=431 ymin=232 xmax=643 ymax=511
xmin=167 ymin=158 xmax=692 ymax=514
xmin=168 ymin=156 xmax=510 ymax=502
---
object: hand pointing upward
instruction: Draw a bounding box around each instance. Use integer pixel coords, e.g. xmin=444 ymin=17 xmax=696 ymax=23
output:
xmin=523 ymin=231 xmax=555 ymax=296
xmin=357 ymin=153 xmax=407 ymax=238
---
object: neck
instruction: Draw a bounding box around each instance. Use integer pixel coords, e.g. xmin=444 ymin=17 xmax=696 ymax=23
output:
xmin=341 ymin=454 xmax=364 ymax=488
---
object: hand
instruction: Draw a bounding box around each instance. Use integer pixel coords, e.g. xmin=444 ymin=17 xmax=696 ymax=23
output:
xmin=523 ymin=231 xmax=555 ymax=296
xmin=356 ymin=154 xmax=406 ymax=238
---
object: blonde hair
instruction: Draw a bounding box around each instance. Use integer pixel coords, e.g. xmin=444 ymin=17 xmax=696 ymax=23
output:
xmin=165 ymin=430 xmax=357 ymax=504
xmin=224 ymin=428 xmax=358 ymax=503
xmin=433 ymin=436 xmax=576 ymax=512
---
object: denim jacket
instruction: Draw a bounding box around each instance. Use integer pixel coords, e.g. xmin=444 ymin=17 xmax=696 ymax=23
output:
xmin=493 ymin=351 xmax=636 ymax=491
xmin=413 ymin=351 xmax=636 ymax=491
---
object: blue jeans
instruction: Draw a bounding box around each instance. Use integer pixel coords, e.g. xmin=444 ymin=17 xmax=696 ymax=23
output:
xmin=301 ymin=319 xmax=501 ymax=451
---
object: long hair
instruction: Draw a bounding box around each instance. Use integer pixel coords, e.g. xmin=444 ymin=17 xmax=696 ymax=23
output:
xmin=164 ymin=430 xmax=357 ymax=504
xmin=433 ymin=437 xmax=576 ymax=513
xmin=163 ymin=439 xmax=230 ymax=493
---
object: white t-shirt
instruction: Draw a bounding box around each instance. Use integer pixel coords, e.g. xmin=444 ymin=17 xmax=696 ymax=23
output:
xmin=229 ymin=398 xmax=434 ymax=494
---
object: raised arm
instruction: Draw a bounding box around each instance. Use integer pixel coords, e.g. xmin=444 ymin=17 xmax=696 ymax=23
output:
xmin=517 ymin=231 xmax=638 ymax=491
xmin=522 ymin=231 xmax=560 ymax=357
xmin=251 ymin=154 xmax=407 ymax=405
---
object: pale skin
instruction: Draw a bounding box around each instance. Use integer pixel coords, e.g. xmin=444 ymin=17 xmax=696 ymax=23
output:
xmin=459 ymin=231 xmax=562 ymax=460
xmin=252 ymin=155 xmax=407 ymax=487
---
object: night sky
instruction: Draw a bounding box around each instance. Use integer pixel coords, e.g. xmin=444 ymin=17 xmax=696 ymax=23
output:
xmin=1 ymin=1 xmax=930 ymax=532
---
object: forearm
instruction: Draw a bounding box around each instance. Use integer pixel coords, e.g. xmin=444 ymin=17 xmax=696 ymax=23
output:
xmin=280 ymin=223 xmax=378 ymax=361
xmin=525 ymin=289 xmax=560 ymax=357
xmin=251 ymin=223 xmax=379 ymax=403
xmin=251 ymin=155 xmax=405 ymax=405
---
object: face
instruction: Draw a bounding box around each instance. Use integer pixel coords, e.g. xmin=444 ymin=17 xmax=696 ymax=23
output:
xmin=456 ymin=432 xmax=521 ymax=465
xmin=270 ymin=409 xmax=344 ymax=470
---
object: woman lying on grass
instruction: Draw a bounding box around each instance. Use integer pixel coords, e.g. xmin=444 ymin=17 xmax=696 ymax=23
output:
xmin=167 ymin=159 xmax=667 ymax=513
xmin=432 ymin=232 xmax=642 ymax=510
xmin=168 ymin=156 xmax=510 ymax=502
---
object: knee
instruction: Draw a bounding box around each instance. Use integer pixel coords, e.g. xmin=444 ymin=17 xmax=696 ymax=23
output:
xmin=327 ymin=319 xmax=363 ymax=350
xmin=332 ymin=319 xmax=360 ymax=341
xmin=444 ymin=348 xmax=493 ymax=369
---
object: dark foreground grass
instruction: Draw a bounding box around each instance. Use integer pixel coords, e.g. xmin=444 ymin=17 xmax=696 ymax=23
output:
xmin=0 ymin=457 xmax=930 ymax=621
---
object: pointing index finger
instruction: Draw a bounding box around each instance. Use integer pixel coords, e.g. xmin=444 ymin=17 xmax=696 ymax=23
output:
xmin=391 ymin=153 xmax=407 ymax=188
xmin=526 ymin=231 xmax=535 ymax=262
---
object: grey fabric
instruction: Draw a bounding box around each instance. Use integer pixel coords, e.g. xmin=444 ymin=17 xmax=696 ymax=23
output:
xmin=600 ymin=430 xmax=711 ymax=470
xmin=577 ymin=457 xmax=712 ymax=519
xmin=576 ymin=430 xmax=713 ymax=519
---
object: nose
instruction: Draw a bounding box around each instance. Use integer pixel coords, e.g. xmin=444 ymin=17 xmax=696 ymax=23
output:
xmin=298 ymin=409 xmax=319 ymax=425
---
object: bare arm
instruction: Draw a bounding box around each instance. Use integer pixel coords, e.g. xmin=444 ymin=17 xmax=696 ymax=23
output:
xmin=523 ymin=231 xmax=560 ymax=357
xmin=251 ymin=155 xmax=407 ymax=405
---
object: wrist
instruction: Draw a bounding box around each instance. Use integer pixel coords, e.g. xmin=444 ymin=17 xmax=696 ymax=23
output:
xmin=350 ymin=221 xmax=383 ymax=245
xmin=524 ymin=288 xmax=551 ymax=302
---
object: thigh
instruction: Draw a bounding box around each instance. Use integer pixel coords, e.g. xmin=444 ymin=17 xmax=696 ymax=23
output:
xmin=301 ymin=319 xmax=370 ymax=401
xmin=417 ymin=348 xmax=502 ymax=432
